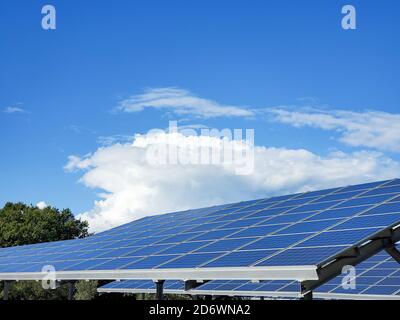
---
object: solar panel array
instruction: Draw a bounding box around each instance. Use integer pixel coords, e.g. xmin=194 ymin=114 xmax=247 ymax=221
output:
xmin=191 ymin=246 xmax=400 ymax=298
xmin=99 ymin=245 xmax=400 ymax=299
xmin=0 ymin=179 xmax=400 ymax=275
xmin=99 ymin=280 xmax=185 ymax=294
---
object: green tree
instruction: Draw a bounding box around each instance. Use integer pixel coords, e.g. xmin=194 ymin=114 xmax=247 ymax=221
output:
xmin=0 ymin=202 xmax=89 ymax=246
xmin=0 ymin=202 xmax=92 ymax=300
xmin=74 ymin=281 xmax=99 ymax=300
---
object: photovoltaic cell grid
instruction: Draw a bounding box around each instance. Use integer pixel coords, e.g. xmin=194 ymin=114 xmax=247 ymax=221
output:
xmin=98 ymin=280 xmax=185 ymax=294
xmin=0 ymin=179 xmax=400 ymax=274
xmin=191 ymin=245 xmax=400 ymax=299
xmin=99 ymin=245 xmax=400 ymax=299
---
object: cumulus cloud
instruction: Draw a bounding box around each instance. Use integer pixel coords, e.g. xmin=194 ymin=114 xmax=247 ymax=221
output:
xmin=117 ymin=87 xmax=254 ymax=118
xmin=36 ymin=201 xmax=48 ymax=210
xmin=66 ymin=131 xmax=400 ymax=232
xmin=268 ymin=108 xmax=400 ymax=152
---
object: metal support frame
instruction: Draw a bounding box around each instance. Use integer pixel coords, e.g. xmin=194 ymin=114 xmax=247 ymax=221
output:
xmin=3 ymin=280 xmax=12 ymax=301
xmin=185 ymin=280 xmax=207 ymax=300
xmin=184 ymin=280 xmax=203 ymax=291
xmin=301 ymin=226 xmax=400 ymax=296
xmin=155 ymin=280 xmax=165 ymax=300
xmin=302 ymin=291 xmax=313 ymax=300
xmin=385 ymin=244 xmax=400 ymax=263
xmin=67 ymin=281 xmax=76 ymax=300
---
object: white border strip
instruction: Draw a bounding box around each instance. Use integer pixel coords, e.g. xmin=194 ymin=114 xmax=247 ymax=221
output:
xmin=0 ymin=265 xmax=318 ymax=281
xmin=97 ymin=287 xmax=185 ymax=295
xmin=97 ymin=287 xmax=400 ymax=300
xmin=314 ymin=292 xmax=400 ymax=300
xmin=188 ymin=289 xmax=301 ymax=299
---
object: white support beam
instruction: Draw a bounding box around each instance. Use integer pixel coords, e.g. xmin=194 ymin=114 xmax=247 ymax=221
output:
xmin=0 ymin=265 xmax=318 ymax=282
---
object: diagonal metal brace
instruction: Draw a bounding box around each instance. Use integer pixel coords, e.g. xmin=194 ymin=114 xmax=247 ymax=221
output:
xmin=385 ymin=245 xmax=400 ymax=264
xmin=301 ymin=226 xmax=400 ymax=294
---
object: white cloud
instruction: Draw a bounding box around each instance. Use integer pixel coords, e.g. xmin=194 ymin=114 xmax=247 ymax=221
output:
xmin=3 ymin=106 xmax=27 ymax=114
xmin=268 ymin=108 xmax=400 ymax=152
xmin=36 ymin=201 xmax=48 ymax=210
xmin=117 ymin=87 xmax=254 ymax=118
xmin=66 ymin=131 xmax=400 ymax=232
xmin=97 ymin=135 xmax=135 ymax=146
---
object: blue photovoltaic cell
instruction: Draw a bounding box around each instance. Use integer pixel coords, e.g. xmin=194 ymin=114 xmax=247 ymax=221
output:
xmin=195 ymin=238 xmax=257 ymax=253
xmin=238 ymin=203 xmax=274 ymax=211
xmin=275 ymin=220 xmax=338 ymax=235
xmin=166 ymin=281 xmax=185 ymax=290
xmin=361 ymin=202 xmax=400 ymax=215
xmin=186 ymin=222 xmax=228 ymax=232
xmin=92 ymin=257 xmax=141 ymax=270
xmin=339 ymin=180 xmax=388 ymax=192
xmin=257 ymin=246 xmax=345 ymax=266
xmin=363 ymin=286 xmax=399 ymax=295
xmin=63 ymin=259 xmax=111 ymax=271
xmin=270 ymin=197 xmax=320 ymax=208
xmin=220 ymin=217 xmax=267 ymax=229
xmin=362 ymin=185 xmax=400 ymax=197
xmin=235 ymin=282 xmax=267 ymax=291
xmin=190 ymin=229 xmax=241 ymax=241
xmin=296 ymin=228 xmax=379 ymax=247
xmin=99 ymin=280 xmax=185 ymax=293
xmin=259 ymin=212 xmax=314 ymax=225
xmin=161 ymin=232 xmax=202 ymax=244
xmin=125 ymin=244 xmax=173 ymax=256
xmin=335 ymin=194 xmax=395 ymax=208
xmin=390 ymin=196 xmax=400 ymax=203
xmin=129 ymin=236 xmax=169 ymax=246
xmin=379 ymin=277 xmax=400 ymax=286
xmin=123 ymin=255 xmax=179 ymax=269
xmin=309 ymin=191 xmax=363 ymax=203
xmin=204 ymin=250 xmax=278 ymax=268
xmin=212 ymin=211 xmax=256 ymax=222
xmin=242 ymin=234 xmax=309 ymax=250
xmin=293 ymin=187 xmax=341 ymax=199
xmin=383 ymin=179 xmax=400 ymax=187
xmin=228 ymin=225 xmax=286 ymax=238
xmin=248 ymin=207 xmax=294 ymax=218
xmin=157 ymin=241 xmax=211 ymax=254
xmin=0 ymin=179 xmax=399 ymax=275
xmin=159 ymin=253 xmax=223 ymax=269
xmin=286 ymin=201 xmax=341 ymax=214
xmin=212 ymin=282 xmax=241 ymax=291
xmin=306 ymin=206 xmax=372 ymax=221
xmin=331 ymin=214 xmax=400 ymax=230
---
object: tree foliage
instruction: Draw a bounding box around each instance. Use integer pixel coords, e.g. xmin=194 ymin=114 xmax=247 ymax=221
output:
xmin=0 ymin=202 xmax=89 ymax=247
xmin=74 ymin=281 xmax=99 ymax=300
xmin=0 ymin=202 xmax=93 ymax=300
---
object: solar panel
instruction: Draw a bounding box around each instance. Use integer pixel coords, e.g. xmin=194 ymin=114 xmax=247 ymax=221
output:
xmin=197 ymin=245 xmax=400 ymax=299
xmin=98 ymin=280 xmax=186 ymax=295
xmin=0 ymin=179 xmax=400 ymax=283
xmin=99 ymin=244 xmax=399 ymax=300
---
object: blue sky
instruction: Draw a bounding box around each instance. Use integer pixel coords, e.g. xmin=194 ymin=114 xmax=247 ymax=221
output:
xmin=1 ymin=0 xmax=399 ymax=230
